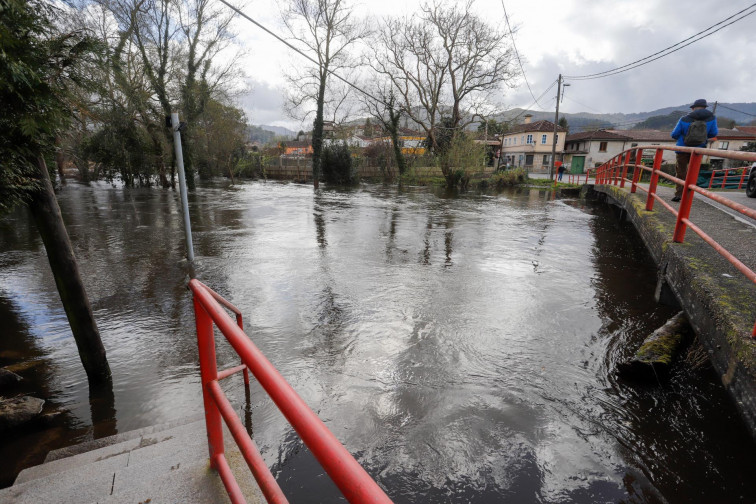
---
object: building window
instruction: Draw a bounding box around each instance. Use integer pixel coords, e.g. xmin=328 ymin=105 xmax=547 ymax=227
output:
xmin=521 ymin=136 xmax=525 ymax=144
xmin=543 ymin=155 xmax=549 ymax=165
xmin=527 ymin=134 xmax=533 ymax=144
xmin=599 ymin=141 xmax=608 ymax=152
xmin=719 ymin=141 xmax=729 ymax=149
xmin=513 ymin=137 xmax=516 ymax=145
xmin=525 ymin=154 xmax=534 ymax=165
xmin=542 ymin=134 xmax=547 ymax=144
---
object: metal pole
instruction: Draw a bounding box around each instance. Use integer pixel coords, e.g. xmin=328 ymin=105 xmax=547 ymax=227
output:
xmin=550 ymin=74 xmax=562 ymax=180
xmin=172 ymin=112 xmax=195 ymax=262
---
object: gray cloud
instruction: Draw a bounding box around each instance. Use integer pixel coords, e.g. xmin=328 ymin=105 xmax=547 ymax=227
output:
xmin=507 ymin=0 xmax=756 ymax=115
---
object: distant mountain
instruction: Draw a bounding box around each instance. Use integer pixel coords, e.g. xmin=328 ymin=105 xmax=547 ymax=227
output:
xmin=497 ymin=102 xmax=756 ymax=133
xmin=259 ymin=125 xmax=297 ymax=138
xmin=246 ymin=125 xmax=297 ymax=145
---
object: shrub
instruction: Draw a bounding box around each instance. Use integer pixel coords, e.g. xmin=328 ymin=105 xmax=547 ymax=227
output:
xmin=321 ymin=142 xmax=356 ymax=184
xmin=436 ymin=134 xmax=486 ymax=188
xmin=488 ymin=168 xmax=528 ymax=189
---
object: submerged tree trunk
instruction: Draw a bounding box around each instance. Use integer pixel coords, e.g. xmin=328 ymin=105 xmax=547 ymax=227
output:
xmin=311 ymin=70 xmax=328 ymax=189
xmin=388 ymin=108 xmax=406 ymax=176
xmin=28 ymin=155 xmax=111 ymax=384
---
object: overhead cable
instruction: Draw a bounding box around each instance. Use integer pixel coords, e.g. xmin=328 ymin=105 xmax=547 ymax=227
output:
xmin=215 ymin=0 xmax=388 ymax=107
xmin=717 ymin=103 xmax=756 ymax=118
xmin=505 ymin=80 xmax=558 ymax=125
xmin=564 ymin=3 xmax=756 ymax=81
xmin=500 ymin=0 xmax=545 ymax=110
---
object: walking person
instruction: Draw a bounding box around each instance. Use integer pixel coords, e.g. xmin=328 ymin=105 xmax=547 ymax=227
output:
xmin=556 ymin=160 xmax=565 ymax=181
xmin=670 ymin=99 xmax=718 ymax=202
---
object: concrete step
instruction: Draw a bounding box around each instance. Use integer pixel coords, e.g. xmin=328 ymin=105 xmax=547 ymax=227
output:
xmin=14 ymin=419 xmax=207 ymax=485
xmin=95 ymin=446 xmax=263 ymax=504
xmin=2 ymin=417 xmax=264 ymax=504
xmin=44 ymin=414 xmax=203 ymax=463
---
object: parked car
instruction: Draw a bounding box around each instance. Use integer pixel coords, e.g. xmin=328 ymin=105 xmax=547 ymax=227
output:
xmin=748 ymin=162 xmax=756 ymax=198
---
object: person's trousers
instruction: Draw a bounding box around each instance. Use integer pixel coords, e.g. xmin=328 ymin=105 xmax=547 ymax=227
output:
xmin=675 ymin=152 xmax=691 ymax=198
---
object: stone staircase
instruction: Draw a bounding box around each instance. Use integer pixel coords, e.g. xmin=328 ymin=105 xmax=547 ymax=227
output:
xmin=0 ymin=416 xmax=264 ymax=503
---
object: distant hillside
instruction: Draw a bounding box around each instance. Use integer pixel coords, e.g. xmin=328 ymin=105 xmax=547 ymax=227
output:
xmin=259 ymin=125 xmax=296 ymax=138
xmin=247 ymin=125 xmax=296 ymax=145
xmin=497 ymin=102 xmax=756 ymax=133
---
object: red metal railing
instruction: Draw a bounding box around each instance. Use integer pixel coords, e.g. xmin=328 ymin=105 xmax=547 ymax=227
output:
xmin=189 ymin=279 xmax=393 ymax=504
xmin=590 ymin=145 xmax=756 ymax=337
xmin=708 ymin=166 xmax=749 ymax=190
xmin=553 ymin=172 xmax=590 ymax=186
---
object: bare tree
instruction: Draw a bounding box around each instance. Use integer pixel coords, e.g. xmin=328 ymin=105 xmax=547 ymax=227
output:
xmin=101 ymin=0 xmax=242 ymax=188
xmin=360 ymin=82 xmax=407 ymax=175
xmin=423 ymin=0 xmax=517 ymax=130
xmin=371 ymin=14 xmax=447 ymax=152
xmin=280 ymin=0 xmax=368 ymax=187
xmin=371 ymin=0 xmax=517 ymax=152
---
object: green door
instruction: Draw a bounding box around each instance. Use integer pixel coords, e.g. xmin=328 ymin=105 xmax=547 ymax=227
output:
xmin=571 ymin=156 xmax=585 ymax=174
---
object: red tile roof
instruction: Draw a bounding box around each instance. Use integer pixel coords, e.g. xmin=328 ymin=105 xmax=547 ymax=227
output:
xmin=509 ymin=120 xmax=566 ymax=134
xmin=565 ymin=130 xmax=630 ymax=142
xmin=735 ymin=126 xmax=756 ymax=136
xmin=607 ymin=129 xmax=673 ymax=142
xmin=715 ymin=128 xmax=756 ymax=140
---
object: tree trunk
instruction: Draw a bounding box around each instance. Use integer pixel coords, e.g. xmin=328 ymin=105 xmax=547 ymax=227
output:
xmin=55 ymin=136 xmax=66 ymax=185
xmin=28 ymin=155 xmax=111 ymax=384
xmin=388 ymin=110 xmax=406 ymax=176
xmin=311 ymin=71 xmax=328 ymax=189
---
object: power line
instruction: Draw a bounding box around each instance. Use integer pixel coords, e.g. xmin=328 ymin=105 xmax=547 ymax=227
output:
xmin=505 ymin=80 xmax=558 ymax=125
xmin=215 ymin=0 xmax=387 ymax=108
xmin=500 ymin=0 xmax=545 ymax=110
xmin=564 ymin=3 xmax=756 ymax=81
xmin=717 ymin=103 xmax=756 ymax=118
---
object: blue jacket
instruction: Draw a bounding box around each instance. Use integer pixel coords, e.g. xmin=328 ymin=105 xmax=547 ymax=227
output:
xmin=670 ymin=109 xmax=718 ymax=148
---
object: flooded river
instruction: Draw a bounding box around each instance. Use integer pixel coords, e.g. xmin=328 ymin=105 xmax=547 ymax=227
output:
xmin=1 ymin=180 xmax=754 ymax=502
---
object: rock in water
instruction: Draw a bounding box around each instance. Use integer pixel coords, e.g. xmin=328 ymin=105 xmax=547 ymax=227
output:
xmin=0 ymin=368 xmax=23 ymax=389
xmin=0 ymin=396 xmax=45 ymax=431
xmin=618 ymin=311 xmax=692 ymax=382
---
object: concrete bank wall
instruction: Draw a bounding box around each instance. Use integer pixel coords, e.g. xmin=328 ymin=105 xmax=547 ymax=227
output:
xmin=585 ymin=184 xmax=756 ymax=440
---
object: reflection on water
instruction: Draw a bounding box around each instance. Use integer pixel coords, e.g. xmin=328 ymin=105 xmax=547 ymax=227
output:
xmin=0 ymin=180 xmax=754 ymax=502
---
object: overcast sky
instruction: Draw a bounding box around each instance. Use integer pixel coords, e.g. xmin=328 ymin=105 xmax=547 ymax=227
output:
xmin=230 ymin=0 xmax=756 ymax=130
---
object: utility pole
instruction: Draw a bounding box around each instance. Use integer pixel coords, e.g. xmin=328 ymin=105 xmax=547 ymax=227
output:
xmin=171 ymin=112 xmax=195 ymax=262
xmin=550 ymin=74 xmax=563 ymax=180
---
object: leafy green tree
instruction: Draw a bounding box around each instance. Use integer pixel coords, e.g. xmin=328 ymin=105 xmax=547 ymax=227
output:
xmin=478 ymin=119 xmax=508 ymax=136
xmin=321 ymin=142 xmax=356 ymax=184
xmin=632 ymin=111 xmax=686 ymax=130
xmin=0 ymin=0 xmax=110 ymax=383
xmin=740 ymin=142 xmax=756 ymax=152
xmin=558 ymin=116 xmax=569 ymax=133
xmin=717 ymin=116 xmax=736 ymax=129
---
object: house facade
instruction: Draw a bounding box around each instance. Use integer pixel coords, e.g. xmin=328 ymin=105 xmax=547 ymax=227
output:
xmin=564 ymin=129 xmax=680 ymax=172
xmin=709 ymin=128 xmax=756 ymax=168
xmin=500 ymin=115 xmax=566 ymax=172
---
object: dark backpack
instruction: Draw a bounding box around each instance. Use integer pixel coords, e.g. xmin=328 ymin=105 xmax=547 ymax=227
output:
xmin=684 ymin=120 xmax=708 ymax=146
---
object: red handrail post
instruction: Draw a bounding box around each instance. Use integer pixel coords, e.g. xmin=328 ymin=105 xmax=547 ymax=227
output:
xmin=620 ymin=151 xmax=631 ymax=189
xmin=631 ymin=148 xmax=643 ymax=193
xmin=645 ymin=149 xmax=664 ymax=211
xmin=673 ymin=152 xmax=703 ymax=243
xmin=193 ymin=296 xmax=225 ymax=468
xmin=235 ymin=314 xmax=250 ymax=386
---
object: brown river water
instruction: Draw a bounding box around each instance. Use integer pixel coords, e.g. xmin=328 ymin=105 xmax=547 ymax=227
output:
xmin=0 ymin=180 xmax=754 ymax=502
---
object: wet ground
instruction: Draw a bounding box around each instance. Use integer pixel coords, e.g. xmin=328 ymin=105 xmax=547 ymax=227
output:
xmin=0 ymin=180 xmax=754 ymax=502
